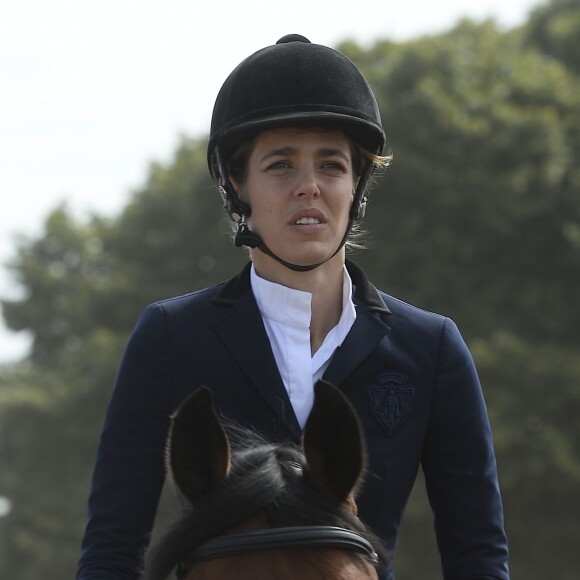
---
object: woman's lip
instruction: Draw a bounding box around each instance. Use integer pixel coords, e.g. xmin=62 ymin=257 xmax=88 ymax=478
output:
xmin=288 ymin=208 xmax=327 ymax=225
xmin=288 ymin=213 xmax=327 ymax=234
xmin=289 ymin=221 xmax=327 ymax=234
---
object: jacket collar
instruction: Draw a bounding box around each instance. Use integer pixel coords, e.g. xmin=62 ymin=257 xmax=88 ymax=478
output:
xmin=213 ymin=259 xmax=391 ymax=316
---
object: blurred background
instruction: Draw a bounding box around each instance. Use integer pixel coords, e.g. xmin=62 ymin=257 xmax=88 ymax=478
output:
xmin=1 ymin=0 xmax=578 ymax=577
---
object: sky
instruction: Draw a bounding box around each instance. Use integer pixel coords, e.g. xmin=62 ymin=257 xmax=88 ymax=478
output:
xmin=0 ymin=0 xmax=543 ymax=363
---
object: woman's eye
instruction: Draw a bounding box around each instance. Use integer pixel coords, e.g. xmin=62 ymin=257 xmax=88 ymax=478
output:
xmin=267 ymin=160 xmax=290 ymax=170
xmin=322 ymin=161 xmax=347 ymax=172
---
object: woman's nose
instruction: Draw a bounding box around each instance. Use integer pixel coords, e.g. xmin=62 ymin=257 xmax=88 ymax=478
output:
xmin=293 ymin=168 xmax=321 ymax=198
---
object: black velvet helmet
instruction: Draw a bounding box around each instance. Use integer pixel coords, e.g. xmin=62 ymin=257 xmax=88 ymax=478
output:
xmin=208 ymin=34 xmax=385 ymax=179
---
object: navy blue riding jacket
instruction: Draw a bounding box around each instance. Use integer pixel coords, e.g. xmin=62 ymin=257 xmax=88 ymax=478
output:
xmin=77 ymin=260 xmax=509 ymax=579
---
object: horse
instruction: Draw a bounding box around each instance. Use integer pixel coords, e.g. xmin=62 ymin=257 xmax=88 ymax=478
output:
xmin=145 ymin=381 xmax=385 ymax=580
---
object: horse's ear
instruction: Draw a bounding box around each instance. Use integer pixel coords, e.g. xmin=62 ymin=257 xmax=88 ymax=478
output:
xmin=168 ymin=386 xmax=231 ymax=503
xmin=302 ymin=381 xmax=366 ymax=506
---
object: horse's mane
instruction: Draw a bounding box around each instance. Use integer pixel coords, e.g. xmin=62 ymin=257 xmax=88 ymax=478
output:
xmin=146 ymin=423 xmax=384 ymax=580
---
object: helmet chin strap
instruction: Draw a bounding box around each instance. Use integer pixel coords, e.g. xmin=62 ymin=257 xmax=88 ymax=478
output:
xmin=234 ymin=216 xmax=351 ymax=273
xmin=216 ymin=147 xmax=373 ymax=273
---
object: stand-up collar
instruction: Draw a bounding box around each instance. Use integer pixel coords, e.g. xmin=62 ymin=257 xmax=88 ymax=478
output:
xmin=213 ymin=259 xmax=391 ymax=317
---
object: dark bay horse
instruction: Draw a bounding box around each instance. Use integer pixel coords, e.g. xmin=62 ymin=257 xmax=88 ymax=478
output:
xmin=145 ymin=381 xmax=385 ymax=580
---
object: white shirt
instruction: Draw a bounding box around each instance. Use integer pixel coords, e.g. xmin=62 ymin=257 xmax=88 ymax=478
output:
xmin=250 ymin=264 xmax=357 ymax=428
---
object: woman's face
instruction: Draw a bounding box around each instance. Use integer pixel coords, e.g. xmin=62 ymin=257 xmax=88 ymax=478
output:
xmin=231 ymin=127 xmax=356 ymax=270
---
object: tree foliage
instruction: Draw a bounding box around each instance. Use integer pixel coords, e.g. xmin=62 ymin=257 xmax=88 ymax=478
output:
xmin=524 ymin=0 xmax=580 ymax=74
xmin=1 ymin=1 xmax=578 ymax=577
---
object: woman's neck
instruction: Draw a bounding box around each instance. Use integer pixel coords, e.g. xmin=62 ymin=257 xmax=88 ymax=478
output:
xmin=251 ymin=251 xmax=346 ymax=355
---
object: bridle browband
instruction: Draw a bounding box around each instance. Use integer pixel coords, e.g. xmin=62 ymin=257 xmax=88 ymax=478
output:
xmin=176 ymin=525 xmax=380 ymax=577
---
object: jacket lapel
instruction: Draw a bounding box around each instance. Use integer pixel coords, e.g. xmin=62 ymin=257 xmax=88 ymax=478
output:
xmin=324 ymin=260 xmax=391 ymax=387
xmin=323 ymin=303 xmax=389 ymax=387
xmin=212 ymin=264 xmax=301 ymax=438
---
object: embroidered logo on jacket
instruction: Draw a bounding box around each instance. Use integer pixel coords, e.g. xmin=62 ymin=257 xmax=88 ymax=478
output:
xmin=367 ymin=371 xmax=416 ymax=436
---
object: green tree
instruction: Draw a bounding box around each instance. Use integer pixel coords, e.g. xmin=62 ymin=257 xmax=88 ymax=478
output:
xmin=524 ymin=0 xmax=580 ymax=74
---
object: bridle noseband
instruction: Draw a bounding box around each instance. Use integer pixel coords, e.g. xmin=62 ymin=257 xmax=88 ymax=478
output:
xmin=176 ymin=525 xmax=380 ymax=577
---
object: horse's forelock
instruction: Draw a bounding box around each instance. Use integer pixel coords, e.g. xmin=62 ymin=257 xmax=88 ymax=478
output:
xmin=146 ymin=438 xmax=299 ymax=579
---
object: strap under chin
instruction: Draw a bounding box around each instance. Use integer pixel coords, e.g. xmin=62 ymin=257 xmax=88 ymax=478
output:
xmin=234 ymin=222 xmax=352 ymax=272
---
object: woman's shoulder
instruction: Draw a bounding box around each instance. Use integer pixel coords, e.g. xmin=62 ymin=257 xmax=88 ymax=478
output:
xmin=379 ymin=290 xmax=447 ymax=324
xmin=154 ymin=281 xmax=226 ymax=311
xmin=347 ymin=260 xmax=452 ymax=335
xmin=374 ymin=287 xmax=466 ymax=347
xmin=134 ymin=264 xmax=252 ymax=329
xmin=376 ymin=289 xmax=472 ymax=363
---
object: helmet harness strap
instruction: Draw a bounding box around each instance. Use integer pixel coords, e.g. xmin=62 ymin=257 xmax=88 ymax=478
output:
xmin=215 ymin=145 xmax=373 ymax=273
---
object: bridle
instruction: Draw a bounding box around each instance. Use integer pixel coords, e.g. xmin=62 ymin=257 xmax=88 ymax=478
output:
xmin=176 ymin=525 xmax=380 ymax=578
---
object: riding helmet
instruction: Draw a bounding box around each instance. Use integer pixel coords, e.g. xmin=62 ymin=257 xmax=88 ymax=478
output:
xmin=208 ymin=34 xmax=386 ymax=181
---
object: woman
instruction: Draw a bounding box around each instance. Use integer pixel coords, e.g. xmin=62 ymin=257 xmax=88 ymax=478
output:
xmin=77 ymin=35 xmax=509 ymax=579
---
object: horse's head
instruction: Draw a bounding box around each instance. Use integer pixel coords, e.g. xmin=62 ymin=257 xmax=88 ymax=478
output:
xmin=146 ymin=381 xmax=384 ymax=580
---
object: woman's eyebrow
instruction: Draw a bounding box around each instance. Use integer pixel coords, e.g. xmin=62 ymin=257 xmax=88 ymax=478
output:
xmin=259 ymin=146 xmax=351 ymax=163
xmin=258 ymin=147 xmax=295 ymax=162
xmin=317 ymin=147 xmax=350 ymax=161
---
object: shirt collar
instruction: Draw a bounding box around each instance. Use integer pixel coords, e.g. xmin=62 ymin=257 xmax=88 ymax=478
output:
xmin=251 ymin=266 xmax=312 ymax=327
xmin=250 ymin=264 xmax=356 ymax=331
xmin=213 ymin=260 xmax=390 ymax=317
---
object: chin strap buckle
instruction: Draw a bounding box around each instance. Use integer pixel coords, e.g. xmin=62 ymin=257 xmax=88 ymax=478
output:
xmin=234 ymin=219 xmax=261 ymax=248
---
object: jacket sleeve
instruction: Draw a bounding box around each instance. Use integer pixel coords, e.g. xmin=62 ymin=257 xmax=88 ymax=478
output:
xmin=77 ymin=304 xmax=174 ymax=580
xmin=421 ymin=318 xmax=510 ymax=580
